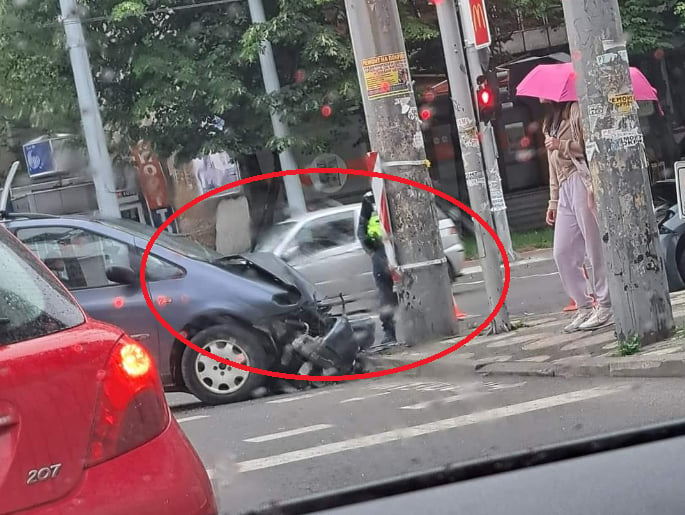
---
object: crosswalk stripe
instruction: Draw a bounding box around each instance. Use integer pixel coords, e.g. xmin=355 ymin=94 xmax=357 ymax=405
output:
xmin=401 ymin=382 xmax=528 ymax=410
xmin=400 ymin=391 xmax=488 ymax=410
xmin=237 ymin=385 xmax=628 ymax=473
xmin=244 ymin=424 xmax=334 ymax=443
xmin=370 ymin=381 xmax=428 ymax=391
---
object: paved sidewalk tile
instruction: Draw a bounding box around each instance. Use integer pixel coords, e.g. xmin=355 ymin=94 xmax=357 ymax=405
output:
xmin=366 ymin=295 xmax=685 ymax=380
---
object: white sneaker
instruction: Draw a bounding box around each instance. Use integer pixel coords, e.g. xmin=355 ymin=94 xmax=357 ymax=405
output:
xmin=579 ymin=306 xmax=613 ymax=331
xmin=563 ymin=308 xmax=593 ymax=333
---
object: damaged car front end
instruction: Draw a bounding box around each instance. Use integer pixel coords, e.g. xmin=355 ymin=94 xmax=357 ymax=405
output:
xmin=214 ymin=253 xmax=375 ymax=380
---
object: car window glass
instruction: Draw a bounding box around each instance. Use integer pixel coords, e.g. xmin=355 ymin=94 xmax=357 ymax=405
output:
xmin=292 ymin=213 xmax=357 ymax=257
xmin=131 ymin=248 xmax=185 ymax=282
xmin=15 ymin=227 xmax=133 ymax=290
xmin=0 ymin=229 xmax=84 ymax=346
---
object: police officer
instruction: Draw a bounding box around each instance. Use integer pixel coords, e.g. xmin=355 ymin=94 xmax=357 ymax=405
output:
xmin=357 ymin=191 xmax=397 ymax=345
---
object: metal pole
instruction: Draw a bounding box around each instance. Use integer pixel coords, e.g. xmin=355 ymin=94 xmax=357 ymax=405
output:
xmin=344 ymin=0 xmax=458 ymax=345
xmin=561 ymin=0 xmax=673 ymax=343
xmin=59 ymin=0 xmax=120 ymax=218
xmin=247 ymin=0 xmax=307 ymax=216
xmin=462 ymin=43 xmax=515 ymax=262
xmin=435 ymin=0 xmax=510 ymax=332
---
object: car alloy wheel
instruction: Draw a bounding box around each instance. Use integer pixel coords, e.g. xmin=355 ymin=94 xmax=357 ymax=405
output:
xmin=194 ymin=338 xmax=251 ymax=394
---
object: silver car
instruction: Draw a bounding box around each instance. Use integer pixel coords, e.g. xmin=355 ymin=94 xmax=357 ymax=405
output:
xmin=254 ymin=204 xmax=464 ymax=310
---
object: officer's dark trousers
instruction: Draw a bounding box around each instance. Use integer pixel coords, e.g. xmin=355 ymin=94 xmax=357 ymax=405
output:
xmin=371 ymin=248 xmax=397 ymax=338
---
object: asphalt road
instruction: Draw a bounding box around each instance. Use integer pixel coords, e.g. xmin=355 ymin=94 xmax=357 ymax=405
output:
xmin=454 ymin=254 xmax=567 ymax=322
xmin=171 ymin=373 xmax=685 ymax=514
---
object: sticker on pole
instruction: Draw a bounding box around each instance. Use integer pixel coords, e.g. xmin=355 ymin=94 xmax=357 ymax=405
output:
xmin=362 ymin=52 xmax=412 ymax=100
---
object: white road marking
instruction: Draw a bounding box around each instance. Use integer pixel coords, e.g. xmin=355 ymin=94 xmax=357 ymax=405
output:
xmin=400 ymin=382 xmax=527 ymax=410
xmin=489 ymin=381 xmax=527 ymax=390
xmin=340 ymin=391 xmax=391 ymax=404
xmin=369 ymin=381 xmax=430 ymax=391
xmin=400 ymin=391 xmax=488 ymax=410
xmin=176 ymin=415 xmax=210 ymax=424
xmin=236 ymin=385 xmax=628 ymax=473
xmin=267 ymin=391 xmax=331 ymax=404
xmin=244 ymin=424 xmax=334 ymax=443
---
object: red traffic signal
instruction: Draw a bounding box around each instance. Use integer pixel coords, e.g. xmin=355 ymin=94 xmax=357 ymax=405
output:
xmin=419 ymin=107 xmax=432 ymax=121
xmin=475 ymin=71 xmax=500 ymax=123
xmin=476 ymin=85 xmax=496 ymax=123
xmin=478 ymin=87 xmax=492 ymax=107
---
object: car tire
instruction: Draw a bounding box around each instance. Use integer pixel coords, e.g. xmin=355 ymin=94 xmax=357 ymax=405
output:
xmin=181 ymin=324 xmax=268 ymax=405
xmin=447 ymin=261 xmax=457 ymax=282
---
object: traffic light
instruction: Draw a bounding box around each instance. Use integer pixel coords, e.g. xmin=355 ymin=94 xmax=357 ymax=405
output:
xmin=475 ymin=70 xmax=500 ymax=124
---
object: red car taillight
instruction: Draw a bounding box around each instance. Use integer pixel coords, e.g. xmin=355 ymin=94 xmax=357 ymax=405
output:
xmin=85 ymin=336 xmax=170 ymax=468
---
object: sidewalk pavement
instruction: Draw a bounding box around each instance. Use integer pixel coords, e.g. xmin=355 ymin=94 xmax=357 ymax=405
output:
xmin=366 ymin=291 xmax=685 ymax=380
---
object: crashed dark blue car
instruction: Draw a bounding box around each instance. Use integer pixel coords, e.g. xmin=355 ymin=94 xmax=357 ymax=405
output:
xmin=2 ymin=213 xmax=374 ymax=405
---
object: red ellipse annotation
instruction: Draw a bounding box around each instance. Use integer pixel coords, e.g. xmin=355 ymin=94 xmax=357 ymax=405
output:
xmin=139 ymin=168 xmax=511 ymax=382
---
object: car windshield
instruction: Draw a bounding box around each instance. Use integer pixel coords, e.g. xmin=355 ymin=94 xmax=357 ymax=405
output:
xmin=4 ymin=1 xmax=685 ymax=513
xmin=99 ymin=218 xmax=222 ymax=262
xmin=254 ymin=222 xmax=297 ymax=252
xmin=0 ymin=229 xmax=84 ymax=346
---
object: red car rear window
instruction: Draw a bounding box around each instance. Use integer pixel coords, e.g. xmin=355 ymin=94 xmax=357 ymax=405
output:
xmin=0 ymin=227 xmax=84 ymax=346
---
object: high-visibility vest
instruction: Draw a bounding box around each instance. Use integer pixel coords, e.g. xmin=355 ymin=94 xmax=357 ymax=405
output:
xmin=367 ymin=213 xmax=383 ymax=241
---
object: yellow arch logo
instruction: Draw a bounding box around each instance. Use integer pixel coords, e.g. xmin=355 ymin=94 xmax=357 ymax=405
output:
xmin=472 ymin=3 xmax=485 ymax=30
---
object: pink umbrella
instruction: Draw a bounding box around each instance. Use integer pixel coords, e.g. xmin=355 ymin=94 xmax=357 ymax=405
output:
xmin=516 ymin=63 xmax=658 ymax=102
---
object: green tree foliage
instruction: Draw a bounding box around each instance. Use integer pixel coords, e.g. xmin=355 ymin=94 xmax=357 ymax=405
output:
xmin=511 ymin=0 xmax=685 ymax=53
xmin=2 ymin=0 xmax=681 ymax=162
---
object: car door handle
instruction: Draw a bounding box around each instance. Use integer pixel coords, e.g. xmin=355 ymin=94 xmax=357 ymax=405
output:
xmin=130 ymin=333 xmax=151 ymax=342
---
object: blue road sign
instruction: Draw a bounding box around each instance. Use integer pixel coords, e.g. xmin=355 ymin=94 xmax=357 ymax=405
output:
xmin=23 ymin=140 xmax=56 ymax=178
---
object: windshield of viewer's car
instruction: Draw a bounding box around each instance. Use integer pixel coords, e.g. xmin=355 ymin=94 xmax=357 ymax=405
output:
xmin=3 ymin=1 xmax=685 ymax=513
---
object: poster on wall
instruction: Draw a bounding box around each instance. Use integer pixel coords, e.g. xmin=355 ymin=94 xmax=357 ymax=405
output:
xmin=192 ymin=152 xmax=243 ymax=197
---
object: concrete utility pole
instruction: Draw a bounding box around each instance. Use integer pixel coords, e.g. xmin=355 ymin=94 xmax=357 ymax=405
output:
xmin=463 ymin=46 xmax=515 ymax=261
xmin=59 ymin=0 xmax=120 ymax=218
xmin=561 ymin=1 xmax=673 ymax=343
xmin=344 ymin=0 xmax=458 ymax=345
xmin=247 ymin=0 xmax=307 ymax=216
xmin=435 ymin=0 xmax=509 ymax=332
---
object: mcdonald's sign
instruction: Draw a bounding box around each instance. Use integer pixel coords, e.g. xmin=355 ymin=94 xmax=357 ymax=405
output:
xmin=458 ymin=0 xmax=491 ymax=49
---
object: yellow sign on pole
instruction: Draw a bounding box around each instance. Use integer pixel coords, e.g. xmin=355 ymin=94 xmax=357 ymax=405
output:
xmin=362 ymin=52 xmax=412 ymax=100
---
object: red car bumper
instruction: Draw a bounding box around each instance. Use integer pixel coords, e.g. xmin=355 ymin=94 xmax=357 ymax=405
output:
xmin=18 ymin=418 xmax=218 ymax=515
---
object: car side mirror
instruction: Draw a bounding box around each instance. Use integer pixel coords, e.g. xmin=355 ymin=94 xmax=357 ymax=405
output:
xmin=106 ymin=265 xmax=138 ymax=285
xmin=281 ymin=246 xmax=299 ymax=262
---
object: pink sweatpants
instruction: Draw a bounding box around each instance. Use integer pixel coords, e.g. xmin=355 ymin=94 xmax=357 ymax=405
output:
xmin=553 ymin=172 xmax=611 ymax=309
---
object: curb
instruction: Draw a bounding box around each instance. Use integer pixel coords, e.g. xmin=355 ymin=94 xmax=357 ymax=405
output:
xmin=367 ymin=351 xmax=685 ymax=380
xmin=476 ymin=357 xmax=685 ymax=379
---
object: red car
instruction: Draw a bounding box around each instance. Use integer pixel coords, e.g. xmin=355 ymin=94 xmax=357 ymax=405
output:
xmin=0 ymin=226 xmax=217 ymax=515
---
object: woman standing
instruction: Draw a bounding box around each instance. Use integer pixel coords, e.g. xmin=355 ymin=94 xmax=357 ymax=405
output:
xmin=544 ymin=100 xmax=612 ymax=332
